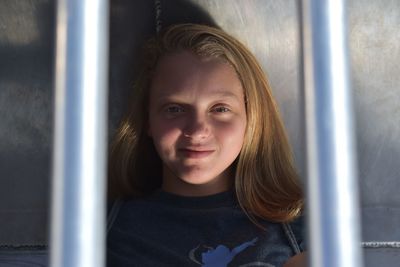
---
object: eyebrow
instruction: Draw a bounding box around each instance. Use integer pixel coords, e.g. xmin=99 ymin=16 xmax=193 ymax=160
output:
xmin=156 ymin=90 xmax=242 ymax=102
xmin=210 ymin=91 xmax=242 ymax=99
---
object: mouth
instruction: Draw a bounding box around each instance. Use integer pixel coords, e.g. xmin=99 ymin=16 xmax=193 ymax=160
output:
xmin=178 ymin=148 xmax=215 ymax=159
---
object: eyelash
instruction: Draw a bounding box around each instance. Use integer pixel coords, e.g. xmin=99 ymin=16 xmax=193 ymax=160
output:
xmin=165 ymin=105 xmax=184 ymax=113
xmin=212 ymin=106 xmax=230 ymax=113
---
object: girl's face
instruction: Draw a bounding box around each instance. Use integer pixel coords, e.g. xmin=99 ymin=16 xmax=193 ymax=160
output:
xmin=148 ymin=51 xmax=247 ymax=196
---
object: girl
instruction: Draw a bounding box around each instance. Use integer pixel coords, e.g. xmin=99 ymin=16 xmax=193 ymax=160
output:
xmin=107 ymin=24 xmax=306 ymax=267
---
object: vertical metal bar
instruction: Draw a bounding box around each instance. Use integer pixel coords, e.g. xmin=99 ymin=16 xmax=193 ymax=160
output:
xmin=51 ymin=0 xmax=109 ymax=266
xmin=301 ymin=0 xmax=363 ymax=267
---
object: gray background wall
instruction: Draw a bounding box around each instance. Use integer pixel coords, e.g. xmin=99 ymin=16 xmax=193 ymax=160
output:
xmin=0 ymin=0 xmax=399 ymax=266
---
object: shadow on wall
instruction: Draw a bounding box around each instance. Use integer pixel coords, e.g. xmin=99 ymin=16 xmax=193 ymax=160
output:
xmin=0 ymin=0 xmax=217 ymax=253
xmin=108 ymin=0 xmax=218 ymax=134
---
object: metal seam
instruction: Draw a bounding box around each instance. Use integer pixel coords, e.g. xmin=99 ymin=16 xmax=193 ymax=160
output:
xmin=154 ymin=0 xmax=162 ymax=34
xmin=361 ymin=242 xmax=400 ymax=248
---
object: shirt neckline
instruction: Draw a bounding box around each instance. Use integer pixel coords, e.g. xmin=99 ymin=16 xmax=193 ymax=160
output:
xmin=148 ymin=189 xmax=238 ymax=209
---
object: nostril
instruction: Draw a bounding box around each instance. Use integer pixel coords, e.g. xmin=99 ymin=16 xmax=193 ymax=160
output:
xmin=182 ymin=112 xmax=211 ymax=139
xmin=182 ymin=123 xmax=210 ymax=139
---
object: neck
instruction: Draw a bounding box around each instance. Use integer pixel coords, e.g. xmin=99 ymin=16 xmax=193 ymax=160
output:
xmin=161 ymin=166 xmax=234 ymax=197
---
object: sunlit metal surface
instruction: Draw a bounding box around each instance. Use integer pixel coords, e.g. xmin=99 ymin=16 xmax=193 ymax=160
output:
xmin=0 ymin=2 xmax=40 ymax=45
xmin=51 ymin=0 xmax=109 ymax=266
xmin=301 ymin=0 xmax=363 ymax=266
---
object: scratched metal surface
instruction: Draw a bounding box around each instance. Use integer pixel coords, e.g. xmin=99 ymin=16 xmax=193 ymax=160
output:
xmin=0 ymin=0 xmax=399 ymax=266
xmin=348 ymin=1 xmax=400 ymax=255
xmin=0 ymin=0 xmax=54 ymax=247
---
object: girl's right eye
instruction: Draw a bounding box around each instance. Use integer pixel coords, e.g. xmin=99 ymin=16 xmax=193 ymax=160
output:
xmin=165 ymin=105 xmax=184 ymax=114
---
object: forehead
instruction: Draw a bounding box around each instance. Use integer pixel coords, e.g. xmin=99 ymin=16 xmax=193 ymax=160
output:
xmin=150 ymin=51 xmax=243 ymax=98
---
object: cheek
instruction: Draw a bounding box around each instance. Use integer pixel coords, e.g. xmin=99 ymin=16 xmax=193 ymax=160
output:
xmin=216 ymin=119 xmax=247 ymax=150
xmin=149 ymin=119 xmax=181 ymax=148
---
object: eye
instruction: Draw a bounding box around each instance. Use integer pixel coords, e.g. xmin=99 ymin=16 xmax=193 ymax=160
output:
xmin=165 ymin=105 xmax=184 ymax=113
xmin=212 ymin=106 xmax=231 ymax=113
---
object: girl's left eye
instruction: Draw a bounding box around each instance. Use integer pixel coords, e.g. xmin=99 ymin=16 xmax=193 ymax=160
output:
xmin=213 ymin=106 xmax=230 ymax=113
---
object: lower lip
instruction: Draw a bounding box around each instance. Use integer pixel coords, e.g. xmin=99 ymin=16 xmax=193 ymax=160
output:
xmin=179 ymin=149 xmax=214 ymax=159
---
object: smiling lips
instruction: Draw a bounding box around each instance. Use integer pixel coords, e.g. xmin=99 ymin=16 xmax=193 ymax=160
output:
xmin=179 ymin=148 xmax=215 ymax=159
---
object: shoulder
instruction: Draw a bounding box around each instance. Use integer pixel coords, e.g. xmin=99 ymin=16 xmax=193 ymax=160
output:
xmin=107 ymin=198 xmax=126 ymax=233
xmin=106 ymin=195 xmax=162 ymax=231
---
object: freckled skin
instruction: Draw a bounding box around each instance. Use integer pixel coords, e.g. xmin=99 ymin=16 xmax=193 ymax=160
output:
xmin=148 ymin=51 xmax=247 ymax=197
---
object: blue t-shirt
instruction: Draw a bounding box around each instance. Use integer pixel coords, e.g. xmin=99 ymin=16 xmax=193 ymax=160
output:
xmin=107 ymin=190 xmax=305 ymax=267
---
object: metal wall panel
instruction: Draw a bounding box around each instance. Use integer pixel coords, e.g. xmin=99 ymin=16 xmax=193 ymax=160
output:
xmin=0 ymin=0 xmax=399 ymax=266
xmin=348 ymin=1 xmax=400 ymax=251
xmin=0 ymin=0 xmax=54 ymax=246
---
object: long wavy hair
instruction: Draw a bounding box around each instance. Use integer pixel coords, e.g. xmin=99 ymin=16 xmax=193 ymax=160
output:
xmin=109 ymin=24 xmax=303 ymax=223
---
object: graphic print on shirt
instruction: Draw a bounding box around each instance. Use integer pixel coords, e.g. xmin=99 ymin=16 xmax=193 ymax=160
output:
xmin=188 ymin=237 xmax=275 ymax=267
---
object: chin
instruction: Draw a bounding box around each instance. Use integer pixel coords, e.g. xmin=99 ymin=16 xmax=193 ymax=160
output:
xmin=178 ymin=173 xmax=215 ymax=185
xmin=163 ymin=163 xmax=231 ymax=189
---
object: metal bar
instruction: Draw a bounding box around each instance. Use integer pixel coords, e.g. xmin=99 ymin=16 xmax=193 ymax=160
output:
xmin=301 ymin=0 xmax=363 ymax=267
xmin=51 ymin=0 xmax=109 ymax=266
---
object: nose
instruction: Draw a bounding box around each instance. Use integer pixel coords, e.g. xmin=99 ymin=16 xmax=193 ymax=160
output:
xmin=182 ymin=112 xmax=210 ymax=140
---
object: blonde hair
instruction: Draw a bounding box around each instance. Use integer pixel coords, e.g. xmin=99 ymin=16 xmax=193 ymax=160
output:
xmin=109 ymin=24 xmax=303 ymax=223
